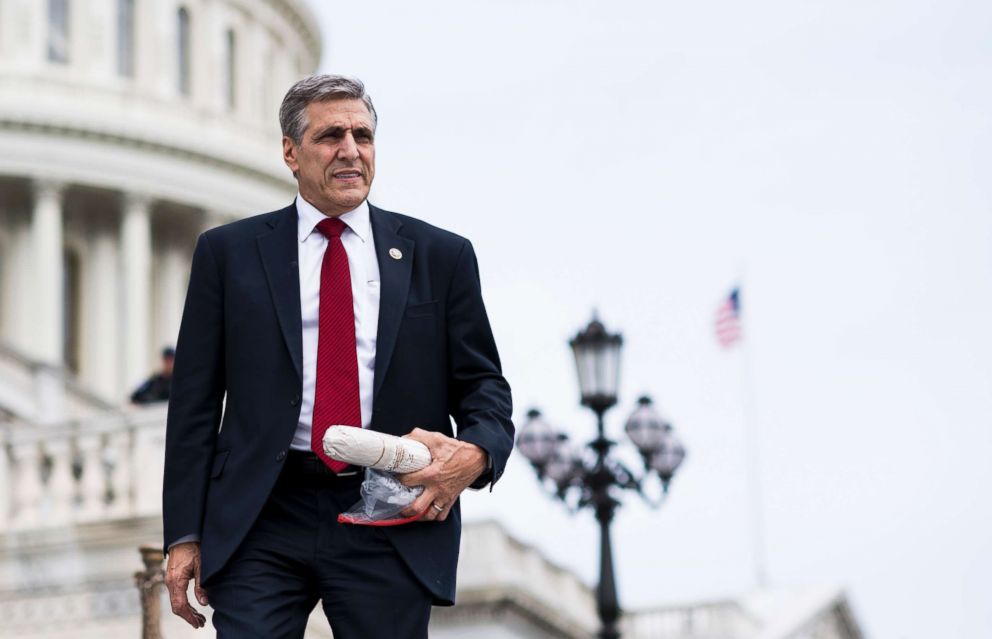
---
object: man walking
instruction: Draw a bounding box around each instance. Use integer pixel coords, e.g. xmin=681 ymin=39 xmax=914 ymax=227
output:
xmin=163 ymin=75 xmax=513 ymax=638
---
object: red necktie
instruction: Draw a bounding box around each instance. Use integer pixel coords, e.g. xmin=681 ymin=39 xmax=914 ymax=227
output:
xmin=311 ymin=217 xmax=362 ymax=472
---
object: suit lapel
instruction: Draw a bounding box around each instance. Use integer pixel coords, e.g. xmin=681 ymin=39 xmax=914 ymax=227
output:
xmin=257 ymin=204 xmax=303 ymax=382
xmin=370 ymin=205 xmax=414 ymax=403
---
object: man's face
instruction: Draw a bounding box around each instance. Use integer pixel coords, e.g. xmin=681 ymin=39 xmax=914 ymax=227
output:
xmin=282 ymin=98 xmax=376 ymax=216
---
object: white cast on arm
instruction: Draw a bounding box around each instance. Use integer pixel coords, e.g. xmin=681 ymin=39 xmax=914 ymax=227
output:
xmin=323 ymin=426 xmax=432 ymax=474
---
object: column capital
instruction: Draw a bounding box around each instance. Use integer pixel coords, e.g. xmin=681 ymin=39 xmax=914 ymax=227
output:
xmin=122 ymin=192 xmax=154 ymax=213
xmin=32 ymin=178 xmax=66 ymax=202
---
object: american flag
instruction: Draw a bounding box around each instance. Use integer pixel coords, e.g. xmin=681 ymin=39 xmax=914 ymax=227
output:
xmin=714 ymin=287 xmax=742 ymax=348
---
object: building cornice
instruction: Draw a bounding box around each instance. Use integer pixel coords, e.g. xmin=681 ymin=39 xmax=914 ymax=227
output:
xmin=265 ymin=0 xmax=323 ymax=70
xmin=0 ymin=118 xmax=294 ymax=195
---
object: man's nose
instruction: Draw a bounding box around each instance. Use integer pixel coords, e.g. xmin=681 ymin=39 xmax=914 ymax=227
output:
xmin=337 ymin=133 xmax=360 ymax=160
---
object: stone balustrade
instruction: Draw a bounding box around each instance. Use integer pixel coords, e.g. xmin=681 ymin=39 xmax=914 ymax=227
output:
xmin=0 ymin=404 xmax=168 ymax=532
xmin=622 ymin=599 xmax=758 ymax=639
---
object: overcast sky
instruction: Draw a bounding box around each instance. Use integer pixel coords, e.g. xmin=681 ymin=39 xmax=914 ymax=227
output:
xmin=308 ymin=1 xmax=992 ymax=636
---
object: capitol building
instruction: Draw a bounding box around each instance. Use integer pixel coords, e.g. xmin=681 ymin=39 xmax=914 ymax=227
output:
xmin=0 ymin=1 xmax=866 ymax=637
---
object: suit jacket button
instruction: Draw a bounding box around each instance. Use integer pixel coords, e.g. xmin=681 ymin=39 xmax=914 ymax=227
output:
xmin=276 ymin=451 xmax=287 ymax=462
xmin=290 ymin=395 xmax=300 ymax=406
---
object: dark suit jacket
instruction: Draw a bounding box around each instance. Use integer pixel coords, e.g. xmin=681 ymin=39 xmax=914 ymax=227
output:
xmin=162 ymin=201 xmax=514 ymax=605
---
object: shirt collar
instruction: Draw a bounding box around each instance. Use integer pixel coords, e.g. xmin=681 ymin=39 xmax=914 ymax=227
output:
xmin=296 ymin=194 xmax=370 ymax=244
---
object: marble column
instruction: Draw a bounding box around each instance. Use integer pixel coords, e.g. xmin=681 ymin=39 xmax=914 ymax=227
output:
xmin=156 ymin=244 xmax=187 ymax=354
xmin=31 ymin=179 xmax=65 ymax=366
xmin=88 ymin=229 xmax=120 ymax=400
xmin=121 ymin=194 xmax=152 ymax=391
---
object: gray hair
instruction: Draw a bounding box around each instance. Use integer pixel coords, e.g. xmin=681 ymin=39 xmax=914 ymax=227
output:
xmin=279 ymin=74 xmax=378 ymax=144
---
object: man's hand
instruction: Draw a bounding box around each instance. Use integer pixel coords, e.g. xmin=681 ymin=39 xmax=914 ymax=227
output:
xmin=398 ymin=428 xmax=488 ymax=522
xmin=165 ymin=541 xmax=208 ymax=629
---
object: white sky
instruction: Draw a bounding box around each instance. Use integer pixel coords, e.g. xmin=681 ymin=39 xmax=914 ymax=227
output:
xmin=308 ymin=1 xmax=992 ymax=637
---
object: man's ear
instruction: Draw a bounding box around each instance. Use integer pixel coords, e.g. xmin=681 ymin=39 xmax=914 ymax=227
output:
xmin=282 ymin=136 xmax=299 ymax=178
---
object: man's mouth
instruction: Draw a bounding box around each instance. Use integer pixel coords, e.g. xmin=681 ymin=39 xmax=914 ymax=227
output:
xmin=332 ymin=169 xmax=362 ymax=180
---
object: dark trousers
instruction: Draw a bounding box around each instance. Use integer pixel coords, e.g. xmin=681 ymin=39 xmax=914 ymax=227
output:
xmin=205 ymin=451 xmax=433 ymax=639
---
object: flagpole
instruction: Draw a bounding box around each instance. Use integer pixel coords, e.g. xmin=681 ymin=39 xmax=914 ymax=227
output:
xmin=737 ymin=280 xmax=769 ymax=589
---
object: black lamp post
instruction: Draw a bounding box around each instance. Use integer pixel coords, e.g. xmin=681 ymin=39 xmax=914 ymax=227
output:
xmin=515 ymin=315 xmax=686 ymax=639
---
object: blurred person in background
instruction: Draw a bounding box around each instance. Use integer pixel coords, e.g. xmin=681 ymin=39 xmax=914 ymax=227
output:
xmin=129 ymin=346 xmax=174 ymax=405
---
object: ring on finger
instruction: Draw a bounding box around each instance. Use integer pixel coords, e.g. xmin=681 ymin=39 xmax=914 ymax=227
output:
xmin=432 ymin=502 xmax=444 ymax=513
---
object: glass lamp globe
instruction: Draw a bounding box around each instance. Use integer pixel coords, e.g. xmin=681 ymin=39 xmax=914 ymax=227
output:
xmin=651 ymin=432 xmax=686 ymax=488
xmin=515 ymin=409 xmax=561 ymax=467
xmin=569 ymin=315 xmax=623 ymax=413
xmin=543 ymin=443 xmax=581 ymax=488
xmin=624 ymin=396 xmax=668 ymax=456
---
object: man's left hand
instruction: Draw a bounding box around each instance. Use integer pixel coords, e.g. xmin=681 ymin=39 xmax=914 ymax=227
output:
xmin=398 ymin=428 xmax=487 ymax=522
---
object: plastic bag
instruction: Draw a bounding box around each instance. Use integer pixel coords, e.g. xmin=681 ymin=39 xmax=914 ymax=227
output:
xmin=337 ymin=468 xmax=431 ymax=526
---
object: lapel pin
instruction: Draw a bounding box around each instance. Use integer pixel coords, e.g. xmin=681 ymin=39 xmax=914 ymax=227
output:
xmin=389 ymin=248 xmax=403 ymax=260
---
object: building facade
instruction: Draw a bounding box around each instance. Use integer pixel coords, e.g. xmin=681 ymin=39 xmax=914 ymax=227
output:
xmin=0 ymin=2 xmax=867 ymax=638
xmin=0 ymin=0 xmax=318 ymax=631
xmin=0 ymin=0 xmax=317 ymax=410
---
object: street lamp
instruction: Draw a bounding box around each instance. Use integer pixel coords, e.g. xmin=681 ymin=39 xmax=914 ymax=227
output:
xmin=515 ymin=315 xmax=687 ymax=639
xmin=570 ymin=316 xmax=623 ymax=415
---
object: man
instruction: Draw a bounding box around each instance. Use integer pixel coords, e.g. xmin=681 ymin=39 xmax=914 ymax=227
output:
xmin=162 ymin=75 xmax=513 ymax=638
xmin=129 ymin=346 xmax=174 ymax=404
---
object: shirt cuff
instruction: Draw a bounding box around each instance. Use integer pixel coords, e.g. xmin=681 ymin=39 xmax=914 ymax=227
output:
xmin=167 ymin=534 xmax=201 ymax=553
xmin=467 ymin=450 xmax=493 ymax=491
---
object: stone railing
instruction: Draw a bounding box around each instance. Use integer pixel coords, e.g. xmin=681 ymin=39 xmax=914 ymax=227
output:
xmin=0 ymin=404 xmax=168 ymax=532
xmin=622 ymin=599 xmax=759 ymax=639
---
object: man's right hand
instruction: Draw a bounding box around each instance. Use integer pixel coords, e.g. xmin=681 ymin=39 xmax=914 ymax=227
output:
xmin=165 ymin=541 xmax=208 ymax=628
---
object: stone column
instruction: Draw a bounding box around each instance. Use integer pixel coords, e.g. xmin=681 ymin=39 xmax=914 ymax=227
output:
xmin=121 ymin=194 xmax=152 ymax=392
xmin=157 ymin=244 xmax=187 ymax=353
xmin=88 ymin=229 xmax=121 ymax=400
xmin=31 ymin=179 xmax=65 ymax=366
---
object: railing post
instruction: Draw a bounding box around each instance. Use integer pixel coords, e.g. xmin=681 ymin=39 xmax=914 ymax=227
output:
xmin=10 ymin=441 xmax=41 ymax=528
xmin=43 ymin=437 xmax=74 ymax=523
xmin=76 ymin=431 xmax=106 ymax=520
xmin=135 ymin=545 xmax=165 ymax=639
xmin=105 ymin=427 xmax=133 ymax=516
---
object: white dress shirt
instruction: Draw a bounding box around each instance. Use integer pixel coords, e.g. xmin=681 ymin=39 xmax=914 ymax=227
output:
xmin=291 ymin=195 xmax=380 ymax=450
